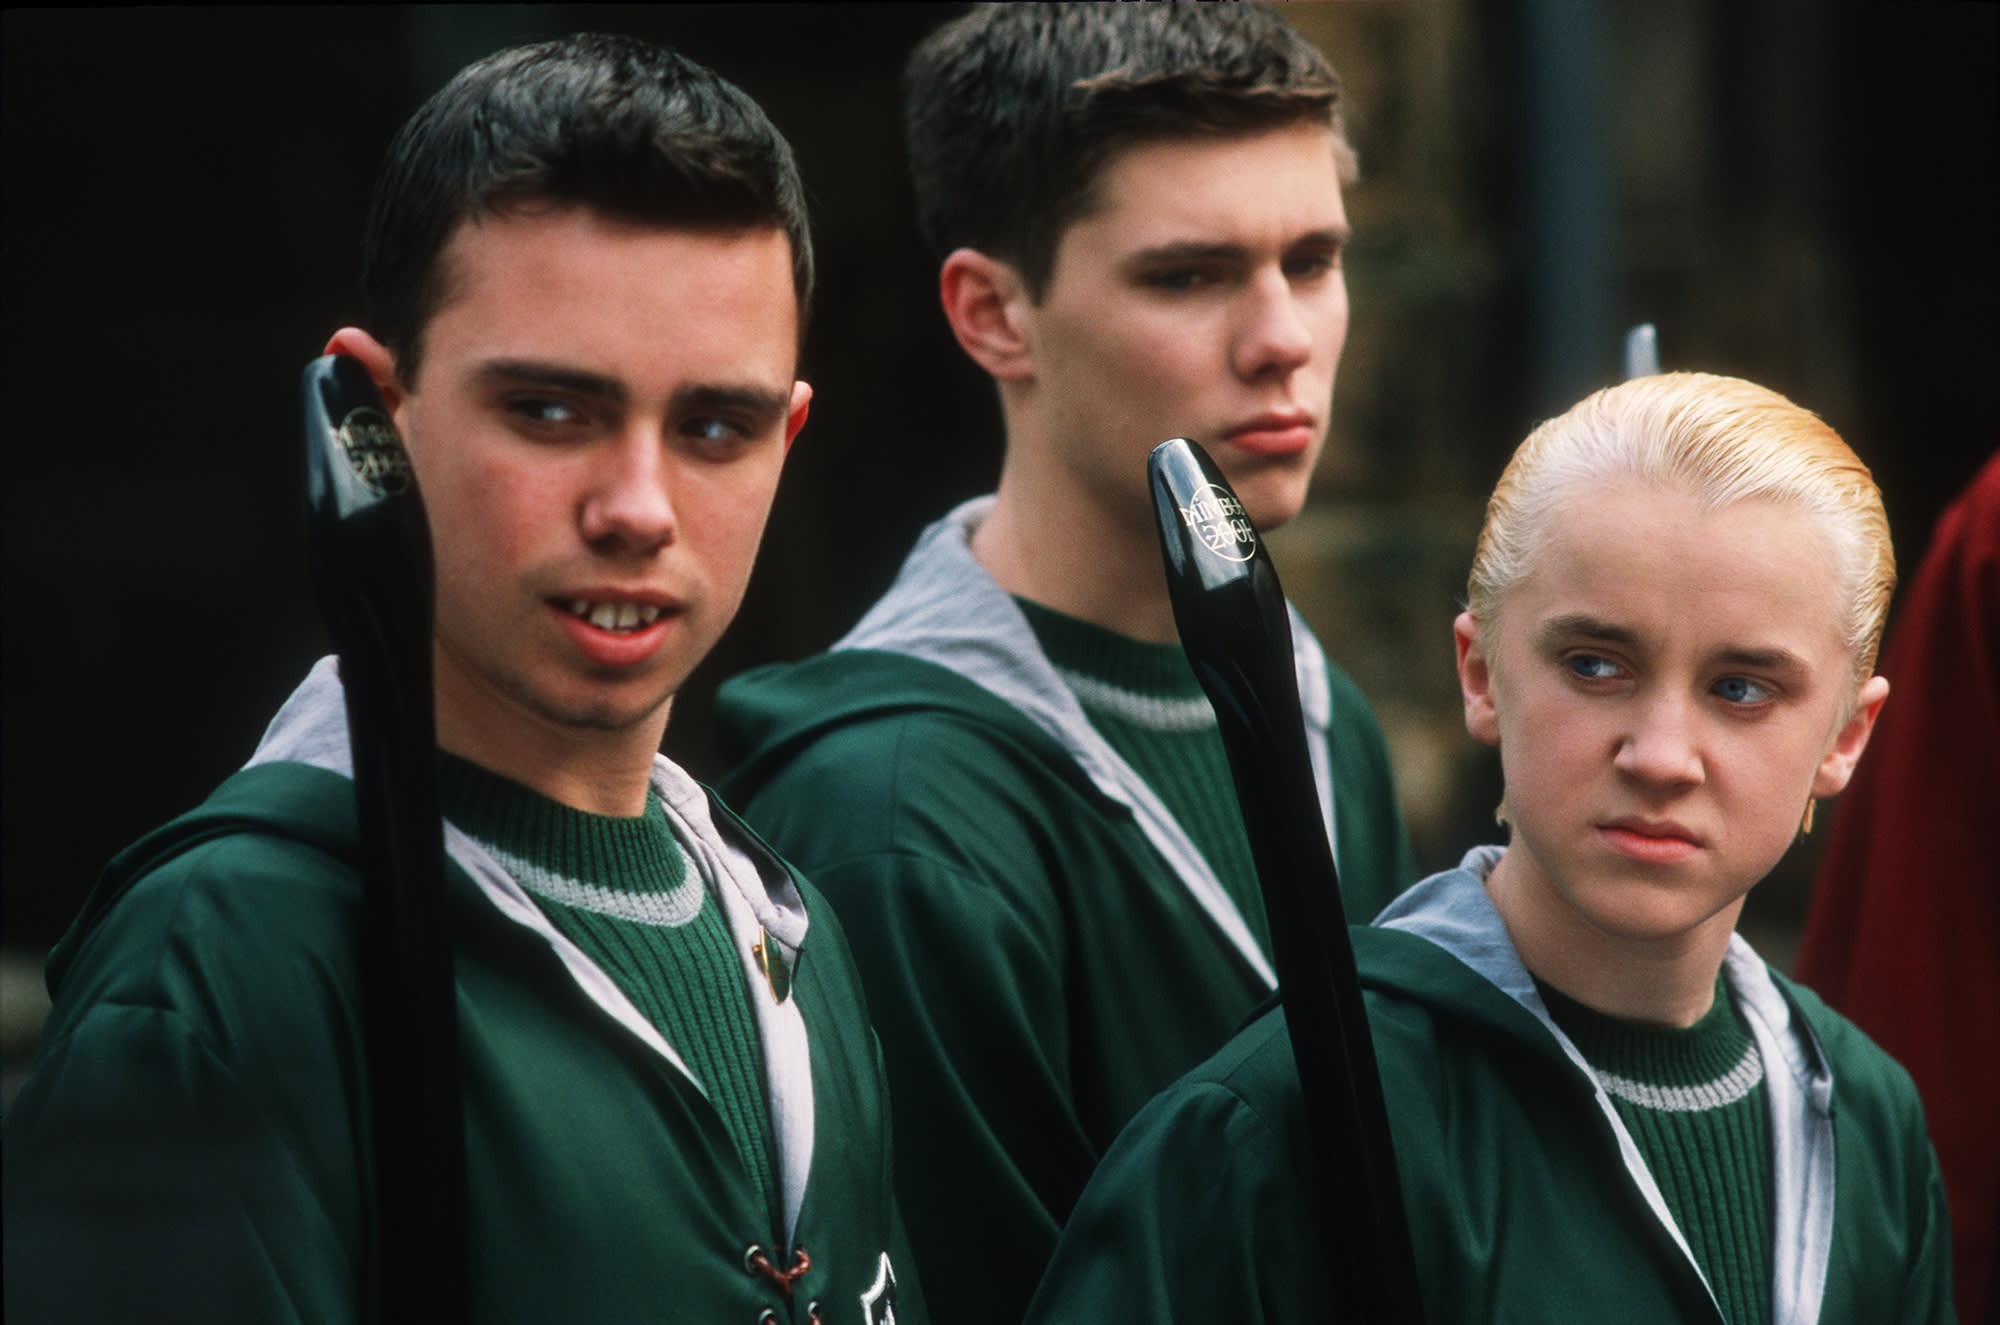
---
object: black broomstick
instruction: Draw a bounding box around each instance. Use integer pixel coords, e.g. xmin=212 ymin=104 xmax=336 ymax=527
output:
xmin=1150 ymin=437 xmax=1425 ymax=1323
xmin=303 ymin=354 xmax=468 ymax=1325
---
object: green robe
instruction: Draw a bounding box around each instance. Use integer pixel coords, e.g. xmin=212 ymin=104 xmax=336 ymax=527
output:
xmin=717 ymin=502 xmax=1413 ymax=1325
xmin=1025 ymin=858 xmax=1956 ymax=1324
xmin=6 ymin=705 xmax=922 ymax=1324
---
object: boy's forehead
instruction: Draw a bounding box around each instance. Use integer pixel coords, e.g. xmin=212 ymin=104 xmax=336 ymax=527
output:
xmin=411 ymin=209 xmax=802 ymax=391
xmin=1064 ymin=121 xmax=1349 ymax=248
xmin=422 ymin=207 xmax=802 ymax=350
xmin=1511 ymin=482 xmax=1848 ymax=658
xmin=439 ymin=203 xmax=799 ymax=288
xmin=1091 ymin=119 xmax=1341 ymax=196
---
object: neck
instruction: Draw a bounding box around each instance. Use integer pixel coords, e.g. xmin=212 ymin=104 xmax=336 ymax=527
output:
xmin=432 ymin=676 xmax=667 ymax=820
xmin=975 ymin=459 xmax=1180 ymax=644
xmin=1484 ymin=848 xmax=1740 ymax=1028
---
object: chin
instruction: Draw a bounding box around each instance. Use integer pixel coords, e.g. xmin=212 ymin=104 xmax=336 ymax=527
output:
xmin=1241 ymin=484 xmax=1311 ymax=535
xmin=1571 ymin=881 xmax=1745 ymax=947
xmin=1220 ymin=459 xmax=1316 ymax=532
xmin=525 ymin=675 xmax=680 ymax=737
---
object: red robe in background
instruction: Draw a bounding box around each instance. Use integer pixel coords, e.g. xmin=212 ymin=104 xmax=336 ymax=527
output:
xmin=1797 ymin=448 xmax=2000 ymax=1325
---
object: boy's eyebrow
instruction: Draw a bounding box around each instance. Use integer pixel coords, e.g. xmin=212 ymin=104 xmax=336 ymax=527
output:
xmin=1711 ymin=644 xmax=1813 ymax=676
xmin=672 ymin=382 xmax=794 ymax=422
xmin=1124 ymin=226 xmax=1351 ymax=268
xmin=1124 ymin=240 xmax=1249 ymax=269
xmin=1534 ymin=613 xmax=1639 ymax=650
xmin=1536 ymin=612 xmax=1813 ymax=674
xmin=1292 ymin=224 xmax=1351 ymax=250
xmin=474 ymin=358 xmax=628 ymax=404
xmin=471 ymin=360 xmax=792 ymax=419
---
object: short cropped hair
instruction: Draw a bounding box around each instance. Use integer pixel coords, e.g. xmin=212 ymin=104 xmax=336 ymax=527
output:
xmin=904 ymin=2 xmax=1354 ymax=301
xmin=363 ymin=32 xmax=813 ymax=381
xmin=1467 ymin=373 xmax=1897 ymax=700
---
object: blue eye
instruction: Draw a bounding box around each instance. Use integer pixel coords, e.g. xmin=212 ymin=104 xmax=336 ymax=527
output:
xmin=1566 ymin=654 xmax=1622 ymax=681
xmin=507 ymin=397 xmax=582 ymax=428
xmin=1715 ymin=676 xmax=1774 ymax=705
xmin=678 ymin=414 xmax=759 ymax=461
xmin=684 ymin=417 xmax=741 ymax=442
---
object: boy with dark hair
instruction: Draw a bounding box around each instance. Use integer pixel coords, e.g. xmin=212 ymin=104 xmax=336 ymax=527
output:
xmin=360 ymin=31 xmax=817 ymax=381
xmin=4 ymin=33 xmax=920 ymax=1324
xmin=715 ymin=7 xmax=1413 ymax=1322
xmin=901 ymin=0 xmax=1357 ymax=302
xmin=1026 ymin=374 xmax=1954 ymax=1323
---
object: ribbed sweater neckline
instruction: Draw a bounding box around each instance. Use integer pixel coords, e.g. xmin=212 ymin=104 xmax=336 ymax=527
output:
xmin=1016 ymin=598 xmax=1208 ymax=704
xmin=436 ymin=751 xmax=687 ymax=895
xmin=1535 ymin=975 xmax=1753 ymax=1090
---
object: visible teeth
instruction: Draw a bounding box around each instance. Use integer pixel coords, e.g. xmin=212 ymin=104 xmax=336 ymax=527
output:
xmin=570 ymin=600 xmax=663 ymax=632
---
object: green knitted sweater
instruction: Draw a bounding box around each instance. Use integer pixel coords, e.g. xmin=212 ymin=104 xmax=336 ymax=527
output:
xmin=1538 ymin=977 xmax=1775 ymax=1325
xmin=438 ymin=753 xmax=780 ymax=1237
xmin=1019 ymin=598 xmax=1270 ymax=959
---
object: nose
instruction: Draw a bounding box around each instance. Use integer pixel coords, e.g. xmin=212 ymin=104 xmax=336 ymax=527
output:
xmin=1613 ymin=692 xmax=1706 ymax=793
xmin=579 ymin=430 xmax=676 ymax=556
xmin=1232 ymin=268 xmax=1321 ymax=383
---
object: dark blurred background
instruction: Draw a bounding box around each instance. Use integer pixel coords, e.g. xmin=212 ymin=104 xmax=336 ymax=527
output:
xmin=4 ymin=3 xmax=1995 ymax=1086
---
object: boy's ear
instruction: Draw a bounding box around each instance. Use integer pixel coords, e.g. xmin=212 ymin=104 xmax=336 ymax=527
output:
xmin=783 ymin=380 xmax=813 ymax=452
xmin=322 ymin=327 xmax=406 ymax=416
xmin=1811 ymin=674 xmax=1890 ymax=798
xmin=1455 ymin=611 xmax=1502 ymax=747
xmin=938 ymin=248 xmax=1035 ymax=382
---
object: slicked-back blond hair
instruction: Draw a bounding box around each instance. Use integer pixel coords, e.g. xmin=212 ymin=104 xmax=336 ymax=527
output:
xmin=1466 ymin=372 xmax=1896 ymax=699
